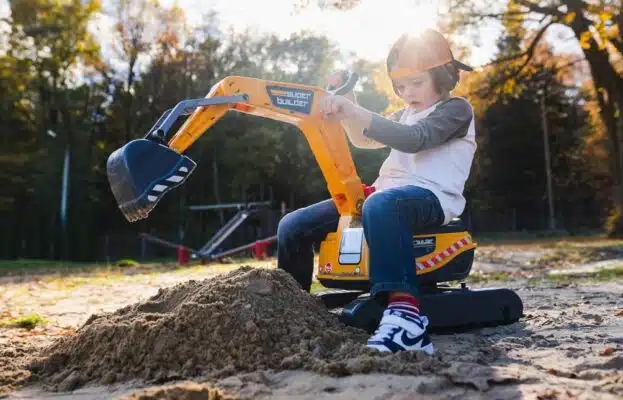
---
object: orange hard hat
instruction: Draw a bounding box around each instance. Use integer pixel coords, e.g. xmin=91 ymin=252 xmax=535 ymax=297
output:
xmin=386 ymin=28 xmax=473 ymax=80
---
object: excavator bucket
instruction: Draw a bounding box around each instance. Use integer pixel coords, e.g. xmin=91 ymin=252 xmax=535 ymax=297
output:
xmin=107 ymin=139 xmax=196 ymax=222
xmin=106 ymin=95 xmax=247 ymax=222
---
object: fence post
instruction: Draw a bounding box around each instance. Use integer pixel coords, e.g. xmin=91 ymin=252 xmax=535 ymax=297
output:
xmin=105 ymin=234 xmax=110 ymax=265
xmin=141 ymin=235 xmax=146 ymax=261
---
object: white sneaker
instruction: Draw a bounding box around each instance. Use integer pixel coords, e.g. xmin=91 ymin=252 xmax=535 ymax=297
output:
xmin=366 ymin=308 xmax=434 ymax=355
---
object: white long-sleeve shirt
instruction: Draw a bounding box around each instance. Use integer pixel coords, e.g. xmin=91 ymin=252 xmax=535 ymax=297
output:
xmin=341 ymin=98 xmax=477 ymax=225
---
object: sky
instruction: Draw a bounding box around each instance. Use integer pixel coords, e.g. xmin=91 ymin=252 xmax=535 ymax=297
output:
xmin=1 ymin=0 xmax=581 ymax=69
xmin=0 ymin=0 xmax=500 ymax=66
xmin=171 ymin=0 xmax=501 ymax=66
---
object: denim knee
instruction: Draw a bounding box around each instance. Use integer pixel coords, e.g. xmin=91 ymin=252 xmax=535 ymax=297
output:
xmin=277 ymin=211 xmax=299 ymax=244
xmin=362 ymin=191 xmax=394 ymax=224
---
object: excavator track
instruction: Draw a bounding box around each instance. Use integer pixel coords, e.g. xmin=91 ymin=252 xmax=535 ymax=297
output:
xmin=316 ymin=284 xmax=523 ymax=334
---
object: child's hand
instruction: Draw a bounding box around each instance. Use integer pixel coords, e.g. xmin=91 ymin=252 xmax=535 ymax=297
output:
xmin=321 ymin=70 xmax=373 ymax=129
xmin=319 ymin=95 xmax=357 ymax=121
xmin=327 ymin=70 xmax=347 ymax=90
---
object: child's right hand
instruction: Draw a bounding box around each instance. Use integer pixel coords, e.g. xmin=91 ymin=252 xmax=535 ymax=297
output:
xmin=326 ymin=70 xmax=348 ymax=91
xmin=326 ymin=70 xmax=355 ymax=102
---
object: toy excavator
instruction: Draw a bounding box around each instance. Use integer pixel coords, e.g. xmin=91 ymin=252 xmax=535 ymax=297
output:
xmin=107 ymin=72 xmax=523 ymax=333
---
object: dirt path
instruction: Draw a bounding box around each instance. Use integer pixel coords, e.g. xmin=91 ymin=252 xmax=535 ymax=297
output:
xmin=1 ymin=242 xmax=622 ymax=399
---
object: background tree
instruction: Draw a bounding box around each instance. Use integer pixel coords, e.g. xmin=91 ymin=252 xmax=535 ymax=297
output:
xmin=0 ymin=1 xmax=615 ymax=261
xmin=2 ymin=0 xmax=103 ymax=259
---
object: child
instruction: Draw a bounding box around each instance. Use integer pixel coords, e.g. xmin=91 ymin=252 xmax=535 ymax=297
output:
xmin=277 ymin=28 xmax=476 ymax=355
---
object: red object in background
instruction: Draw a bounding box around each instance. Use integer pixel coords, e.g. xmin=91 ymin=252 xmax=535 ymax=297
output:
xmin=253 ymin=240 xmax=269 ymax=259
xmin=177 ymin=246 xmax=190 ymax=265
xmin=362 ymin=185 xmax=376 ymax=198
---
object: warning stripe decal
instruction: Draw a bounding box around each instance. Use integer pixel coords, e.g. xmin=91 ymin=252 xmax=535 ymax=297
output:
xmin=416 ymin=236 xmax=473 ymax=271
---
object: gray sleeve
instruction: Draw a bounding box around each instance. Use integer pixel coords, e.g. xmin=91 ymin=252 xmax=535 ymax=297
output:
xmin=388 ymin=108 xmax=405 ymax=122
xmin=362 ymin=98 xmax=473 ymax=153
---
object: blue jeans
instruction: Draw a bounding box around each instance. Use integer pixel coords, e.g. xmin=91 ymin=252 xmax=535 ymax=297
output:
xmin=276 ymin=185 xmax=445 ymax=298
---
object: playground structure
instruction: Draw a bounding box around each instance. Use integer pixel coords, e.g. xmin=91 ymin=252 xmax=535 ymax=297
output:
xmin=140 ymin=200 xmax=279 ymax=264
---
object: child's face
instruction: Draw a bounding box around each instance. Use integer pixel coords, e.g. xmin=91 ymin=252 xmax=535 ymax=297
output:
xmin=393 ymin=71 xmax=441 ymax=112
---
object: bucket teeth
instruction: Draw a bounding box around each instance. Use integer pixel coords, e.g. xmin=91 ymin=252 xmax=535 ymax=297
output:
xmin=121 ymin=202 xmax=153 ymax=222
xmin=117 ymin=186 xmax=169 ymax=222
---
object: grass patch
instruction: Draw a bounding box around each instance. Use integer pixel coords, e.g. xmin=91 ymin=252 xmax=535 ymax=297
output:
xmin=468 ymin=265 xmax=623 ymax=287
xmin=0 ymin=313 xmax=47 ymax=330
xmin=590 ymin=265 xmax=623 ymax=279
xmin=546 ymin=265 xmax=623 ymax=283
xmin=0 ymin=258 xmax=97 ymax=270
xmin=0 ymin=258 xmax=182 ymax=278
xmin=50 ymin=275 xmax=119 ymax=290
xmin=115 ymin=259 xmax=140 ymax=267
xmin=465 ymin=271 xmax=515 ymax=283
xmin=0 ymin=259 xmax=79 ymax=268
xmin=543 ymin=239 xmax=623 ymax=249
xmin=524 ymin=265 xmax=623 ymax=287
xmin=310 ymin=281 xmax=328 ymax=293
xmin=0 ymin=259 xmax=112 ymax=278
xmin=475 ymin=233 xmax=623 ymax=247
xmin=536 ymin=244 xmax=623 ymax=267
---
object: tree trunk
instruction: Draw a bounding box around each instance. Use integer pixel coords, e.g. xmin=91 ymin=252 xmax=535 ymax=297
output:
xmin=567 ymin=2 xmax=623 ymax=235
xmin=124 ymin=53 xmax=138 ymax=142
xmin=212 ymin=149 xmax=225 ymax=226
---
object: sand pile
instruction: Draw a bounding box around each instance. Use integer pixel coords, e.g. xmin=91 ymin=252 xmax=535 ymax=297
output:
xmin=28 ymin=266 xmax=444 ymax=391
xmin=1 ymin=340 xmax=37 ymax=394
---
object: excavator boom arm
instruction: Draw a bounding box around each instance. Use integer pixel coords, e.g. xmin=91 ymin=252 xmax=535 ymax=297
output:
xmin=159 ymin=75 xmax=365 ymax=216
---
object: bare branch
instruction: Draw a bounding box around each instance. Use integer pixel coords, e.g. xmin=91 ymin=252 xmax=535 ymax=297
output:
xmin=553 ymin=57 xmax=588 ymax=72
xmin=611 ymin=9 xmax=623 ymax=54
xmin=484 ymin=19 xmax=555 ymax=67
xmin=465 ymin=10 xmax=532 ymax=21
xmin=469 ymin=20 xmax=555 ymax=98
xmin=515 ymin=0 xmax=565 ymax=18
xmin=471 ymin=55 xmax=588 ymax=99
xmin=464 ymin=13 xmax=550 ymax=24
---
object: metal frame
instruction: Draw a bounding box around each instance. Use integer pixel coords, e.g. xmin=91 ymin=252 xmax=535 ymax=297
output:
xmin=209 ymin=235 xmax=277 ymax=260
xmin=144 ymin=95 xmax=249 ymax=142
xmin=139 ymin=233 xmax=200 ymax=256
xmin=194 ymin=200 xmax=273 ymax=259
xmin=197 ymin=209 xmax=255 ymax=258
xmin=188 ymin=200 xmax=272 ymax=212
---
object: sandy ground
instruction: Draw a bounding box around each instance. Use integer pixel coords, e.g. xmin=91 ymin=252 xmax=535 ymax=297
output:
xmin=1 ymin=240 xmax=622 ymax=399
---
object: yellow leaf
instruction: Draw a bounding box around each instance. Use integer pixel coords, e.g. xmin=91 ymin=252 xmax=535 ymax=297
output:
xmin=503 ymin=79 xmax=517 ymax=96
xmin=563 ymin=11 xmax=576 ymax=24
xmin=580 ymin=30 xmax=592 ymax=49
xmin=599 ymin=346 xmax=615 ymax=356
xmin=599 ymin=11 xmax=613 ymax=22
xmin=595 ymin=24 xmax=608 ymax=50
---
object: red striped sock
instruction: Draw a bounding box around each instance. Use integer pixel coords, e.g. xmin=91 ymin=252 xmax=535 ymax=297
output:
xmin=388 ymin=293 xmax=421 ymax=316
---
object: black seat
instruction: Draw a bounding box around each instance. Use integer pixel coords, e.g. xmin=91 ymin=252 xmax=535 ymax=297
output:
xmin=416 ymin=218 xmax=467 ymax=235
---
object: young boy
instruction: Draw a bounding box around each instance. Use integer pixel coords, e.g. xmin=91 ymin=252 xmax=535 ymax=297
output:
xmin=277 ymin=28 xmax=476 ymax=355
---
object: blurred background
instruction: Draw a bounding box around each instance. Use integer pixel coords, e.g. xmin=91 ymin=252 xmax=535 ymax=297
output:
xmin=0 ymin=0 xmax=621 ymax=262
